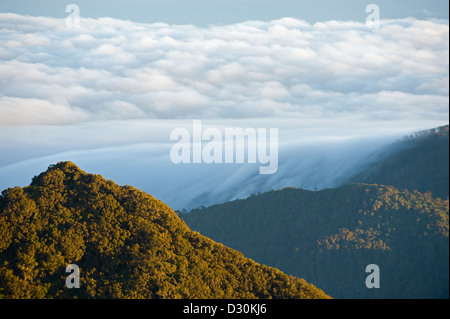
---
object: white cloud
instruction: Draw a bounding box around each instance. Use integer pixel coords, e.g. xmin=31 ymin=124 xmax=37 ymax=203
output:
xmin=0 ymin=13 xmax=447 ymax=126
xmin=0 ymin=96 xmax=90 ymax=125
xmin=0 ymin=13 xmax=448 ymax=208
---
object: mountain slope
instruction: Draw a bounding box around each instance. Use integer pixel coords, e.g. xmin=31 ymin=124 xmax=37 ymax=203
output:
xmin=346 ymin=125 xmax=449 ymax=199
xmin=0 ymin=161 xmax=329 ymax=299
xmin=182 ymin=185 xmax=449 ymax=299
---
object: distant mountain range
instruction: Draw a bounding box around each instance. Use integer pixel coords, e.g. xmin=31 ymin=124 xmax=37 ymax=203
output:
xmin=0 ymin=162 xmax=329 ymax=299
xmin=182 ymin=125 xmax=449 ymax=298
xmin=176 ymin=125 xmax=449 ymax=210
xmin=346 ymin=125 xmax=449 ymax=199
xmin=182 ymin=184 xmax=449 ymax=299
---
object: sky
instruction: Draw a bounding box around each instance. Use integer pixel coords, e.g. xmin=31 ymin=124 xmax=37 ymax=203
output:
xmin=0 ymin=0 xmax=448 ymax=25
xmin=0 ymin=1 xmax=448 ymax=209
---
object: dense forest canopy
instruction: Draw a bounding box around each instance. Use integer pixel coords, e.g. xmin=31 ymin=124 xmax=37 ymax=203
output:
xmin=0 ymin=161 xmax=329 ymax=299
xmin=182 ymin=184 xmax=449 ymax=298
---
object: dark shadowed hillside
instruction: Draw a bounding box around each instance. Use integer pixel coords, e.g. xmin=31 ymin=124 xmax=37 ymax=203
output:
xmin=0 ymin=162 xmax=329 ymax=299
xmin=182 ymin=185 xmax=449 ymax=299
xmin=346 ymin=125 xmax=449 ymax=199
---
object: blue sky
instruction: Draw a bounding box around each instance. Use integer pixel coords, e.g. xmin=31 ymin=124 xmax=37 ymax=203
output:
xmin=0 ymin=0 xmax=448 ymax=25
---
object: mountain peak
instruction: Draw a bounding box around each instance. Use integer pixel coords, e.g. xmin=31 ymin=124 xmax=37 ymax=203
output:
xmin=0 ymin=163 xmax=330 ymax=299
xmin=51 ymin=161 xmax=85 ymax=172
xmin=30 ymin=161 xmax=87 ymax=186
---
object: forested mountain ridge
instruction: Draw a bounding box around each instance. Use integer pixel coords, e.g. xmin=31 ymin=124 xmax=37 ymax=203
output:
xmin=0 ymin=161 xmax=330 ymax=299
xmin=182 ymin=184 xmax=449 ymax=298
xmin=346 ymin=125 xmax=449 ymax=199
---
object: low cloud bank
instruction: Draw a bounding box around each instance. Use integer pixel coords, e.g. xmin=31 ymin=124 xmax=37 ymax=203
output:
xmin=0 ymin=14 xmax=448 ymax=125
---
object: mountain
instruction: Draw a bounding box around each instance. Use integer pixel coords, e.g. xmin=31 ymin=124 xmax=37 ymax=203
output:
xmin=181 ymin=184 xmax=449 ymax=299
xmin=0 ymin=161 xmax=329 ymax=299
xmin=346 ymin=125 xmax=449 ymax=199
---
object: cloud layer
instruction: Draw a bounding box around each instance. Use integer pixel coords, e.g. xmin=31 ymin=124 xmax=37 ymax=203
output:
xmin=0 ymin=13 xmax=448 ymax=209
xmin=0 ymin=131 xmax=397 ymax=210
xmin=0 ymin=13 xmax=448 ymax=125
